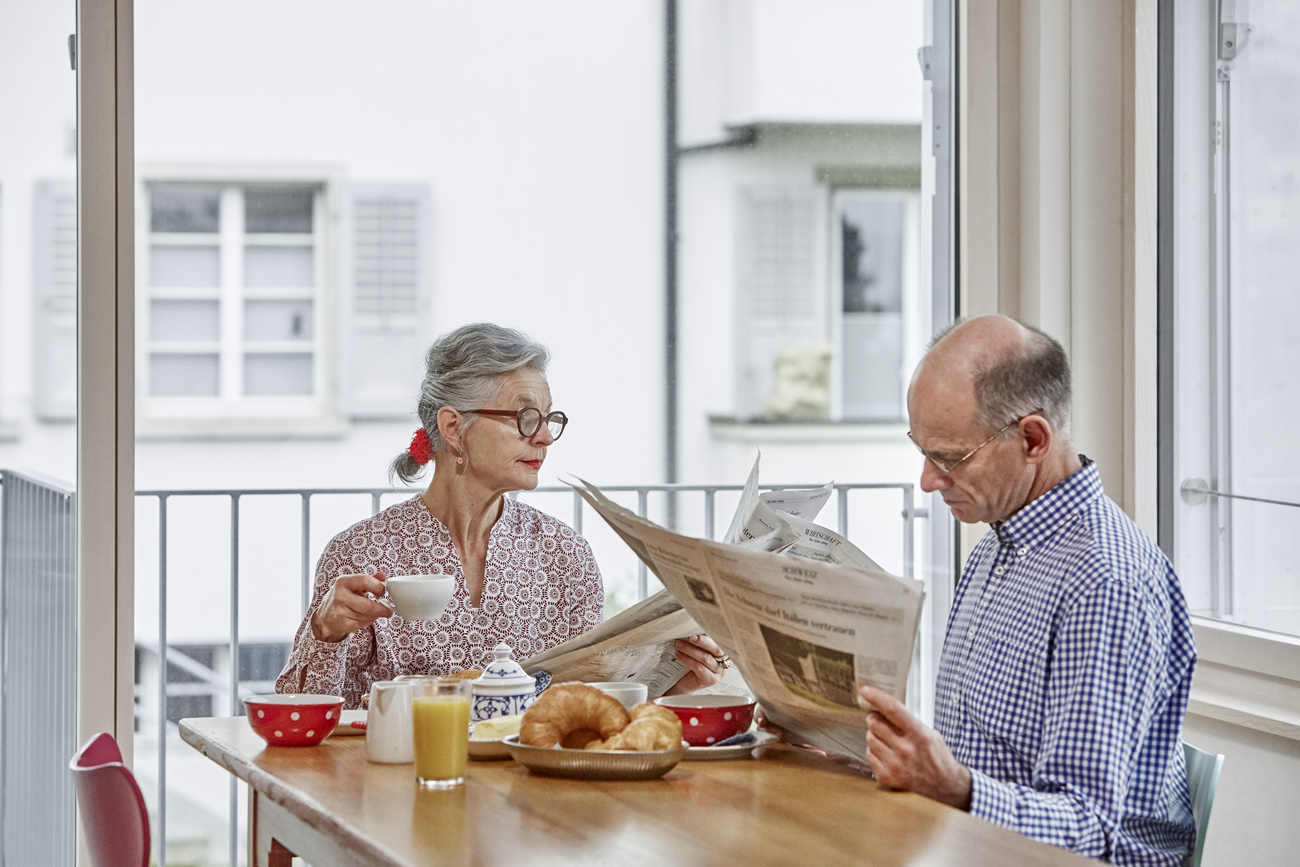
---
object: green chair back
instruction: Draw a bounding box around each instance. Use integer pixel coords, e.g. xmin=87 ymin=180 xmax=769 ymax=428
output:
xmin=1183 ymin=741 xmax=1225 ymax=867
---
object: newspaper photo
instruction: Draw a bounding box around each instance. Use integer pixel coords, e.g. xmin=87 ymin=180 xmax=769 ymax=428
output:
xmin=567 ymin=456 xmax=924 ymax=762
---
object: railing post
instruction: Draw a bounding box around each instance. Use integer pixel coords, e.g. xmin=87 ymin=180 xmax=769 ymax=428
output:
xmin=301 ymin=494 xmax=312 ymax=617
xmin=157 ymin=494 xmax=169 ymax=867
xmin=572 ymin=490 xmax=583 ymax=534
xmin=837 ymin=486 xmax=849 ymax=538
xmin=637 ymin=489 xmax=650 ymax=599
xmin=902 ymin=485 xmax=915 ymax=581
xmin=703 ymin=489 xmax=716 ymax=541
xmin=229 ymin=493 xmax=240 ymax=867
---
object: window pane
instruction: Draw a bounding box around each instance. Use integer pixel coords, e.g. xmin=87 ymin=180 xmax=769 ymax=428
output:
xmin=842 ymin=313 xmax=903 ymax=418
xmin=150 ymin=245 xmax=220 ymax=288
xmin=150 ymin=354 xmax=219 ymax=396
xmin=1225 ymin=0 xmax=1300 ymax=633
xmin=243 ymin=353 xmax=313 ymax=395
xmin=245 ymin=188 xmax=313 ymax=233
xmin=150 ymin=185 xmax=220 ymax=233
xmin=150 ymin=300 xmax=219 ymax=341
xmin=841 ymin=198 xmax=904 ymax=314
xmin=244 ymin=300 xmax=313 ymax=341
xmin=244 ymin=245 xmax=313 ymax=288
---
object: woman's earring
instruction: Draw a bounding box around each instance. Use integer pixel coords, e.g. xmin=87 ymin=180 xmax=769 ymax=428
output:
xmin=457 ymin=455 xmax=464 ymax=465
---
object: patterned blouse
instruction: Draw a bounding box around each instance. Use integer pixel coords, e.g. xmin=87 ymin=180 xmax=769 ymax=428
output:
xmin=275 ymin=495 xmax=604 ymax=708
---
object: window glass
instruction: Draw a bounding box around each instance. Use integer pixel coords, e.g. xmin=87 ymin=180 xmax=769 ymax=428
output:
xmin=1172 ymin=0 xmax=1300 ymax=636
xmin=142 ymin=182 xmax=321 ymax=402
xmin=150 ymin=184 xmax=220 ymax=233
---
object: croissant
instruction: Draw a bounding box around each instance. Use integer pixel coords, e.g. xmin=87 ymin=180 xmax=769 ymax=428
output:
xmin=519 ymin=682 xmax=630 ymax=748
xmin=586 ymin=702 xmax=682 ymax=751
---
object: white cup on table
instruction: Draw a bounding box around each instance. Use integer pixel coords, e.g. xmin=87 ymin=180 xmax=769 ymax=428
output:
xmin=589 ymin=681 xmax=649 ymax=710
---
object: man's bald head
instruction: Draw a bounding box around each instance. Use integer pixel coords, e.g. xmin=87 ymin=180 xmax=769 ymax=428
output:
xmin=913 ymin=315 xmax=1072 ymax=435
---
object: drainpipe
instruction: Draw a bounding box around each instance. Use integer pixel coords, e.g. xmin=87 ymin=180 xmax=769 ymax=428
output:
xmin=665 ymin=0 xmax=679 ymax=527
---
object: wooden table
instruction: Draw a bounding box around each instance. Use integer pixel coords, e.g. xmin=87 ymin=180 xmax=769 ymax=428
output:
xmin=180 ymin=717 xmax=1091 ymax=867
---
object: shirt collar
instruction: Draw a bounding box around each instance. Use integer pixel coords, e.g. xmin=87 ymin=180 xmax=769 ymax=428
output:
xmin=993 ymin=456 xmax=1102 ymax=551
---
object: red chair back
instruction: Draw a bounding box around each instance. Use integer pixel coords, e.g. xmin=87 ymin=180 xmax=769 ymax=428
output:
xmin=69 ymin=732 xmax=150 ymax=867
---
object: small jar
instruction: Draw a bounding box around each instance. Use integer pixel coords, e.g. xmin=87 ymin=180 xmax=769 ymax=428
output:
xmin=471 ymin=643 xmax=537 ymax=723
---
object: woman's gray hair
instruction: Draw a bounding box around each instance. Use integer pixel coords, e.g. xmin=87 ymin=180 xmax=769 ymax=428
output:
xmin=389 ymin=323 xmax=551 ymax=484
xmin=969 ymin=324 xmax=1072 ymax=436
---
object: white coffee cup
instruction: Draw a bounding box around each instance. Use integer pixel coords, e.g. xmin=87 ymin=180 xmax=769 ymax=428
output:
xmin=589 ymin=681 xmax=649 ymax=710
xmin=384 ymin=574 xmax=455 ymax=622
xmin=366 ymin=680 xmax=414 ymax=763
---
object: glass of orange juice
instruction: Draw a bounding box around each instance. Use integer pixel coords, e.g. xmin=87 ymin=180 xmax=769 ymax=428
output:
xmin=410 ymin=677 xmax=471 ymax=789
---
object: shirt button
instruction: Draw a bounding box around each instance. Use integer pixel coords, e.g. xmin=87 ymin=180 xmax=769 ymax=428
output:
xmin=1018 ymin=546 xmax=1029 ymax=557
xmin=993 ymin=565 xmax=1006 ymax=576
xmin=952 ymin=692 xmax=962 ymax=710
xmin=967 ymin=625 xmax=976 ymax=639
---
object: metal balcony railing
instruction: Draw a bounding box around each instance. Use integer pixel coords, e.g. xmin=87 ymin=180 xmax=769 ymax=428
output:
xmin=1 ymin=476 xmax=927 ymax=867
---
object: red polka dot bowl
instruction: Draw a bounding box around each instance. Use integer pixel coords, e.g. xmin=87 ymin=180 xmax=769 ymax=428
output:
xmin=244 ymin=694 xmax=345 ymax=747
xmin=654 ymin=694 xmax=756 ymax=746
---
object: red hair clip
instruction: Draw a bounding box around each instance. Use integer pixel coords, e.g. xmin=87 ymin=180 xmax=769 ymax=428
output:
xmin=407 ymin=428 xmax=433 ymax=465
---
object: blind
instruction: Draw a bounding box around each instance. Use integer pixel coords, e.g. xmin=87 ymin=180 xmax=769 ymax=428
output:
xmin=339 ymin=184 xmax=432 ymax=418
xmin=33 ymin=180 xmax=77 ymax=421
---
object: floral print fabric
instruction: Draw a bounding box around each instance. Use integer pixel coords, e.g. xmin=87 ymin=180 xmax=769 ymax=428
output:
xmin=276 ymin=495 xmax=603 ymax=708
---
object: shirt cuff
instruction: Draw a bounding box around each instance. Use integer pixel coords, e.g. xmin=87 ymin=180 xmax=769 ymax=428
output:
xmin=301 ymin=630 xmax=351 ymax=658
xmin=968 ymin=767 xmax=1018 ymax=829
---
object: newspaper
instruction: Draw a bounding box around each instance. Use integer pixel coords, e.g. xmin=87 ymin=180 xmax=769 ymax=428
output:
xmin=567 ymin=459 xmax=924 ymax=763
xmin=521 ymin=589 xmax=700 ymax=698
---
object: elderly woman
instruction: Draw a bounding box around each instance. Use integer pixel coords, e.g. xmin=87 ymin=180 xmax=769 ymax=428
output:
xmin=276 ymin=323 xmax=725 ymax=708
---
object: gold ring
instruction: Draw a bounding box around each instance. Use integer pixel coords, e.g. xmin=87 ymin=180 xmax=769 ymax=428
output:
xmin=714 ymin=655 xmax=731 ymax=671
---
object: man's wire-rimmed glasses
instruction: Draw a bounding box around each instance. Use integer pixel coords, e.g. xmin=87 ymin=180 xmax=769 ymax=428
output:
xmin=461 ymin=407 xmax=568 ymax=440
xmin=907 ymin=409 xmax=1041 ymax=474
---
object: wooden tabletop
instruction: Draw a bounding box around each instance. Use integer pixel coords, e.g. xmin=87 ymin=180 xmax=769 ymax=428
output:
xmin=180 ymin=717 xmax=1091 ymax=867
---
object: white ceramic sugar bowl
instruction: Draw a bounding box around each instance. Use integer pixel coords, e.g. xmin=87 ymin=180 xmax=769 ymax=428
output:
xmin=470 ymin=643 xmax=537 ymax=723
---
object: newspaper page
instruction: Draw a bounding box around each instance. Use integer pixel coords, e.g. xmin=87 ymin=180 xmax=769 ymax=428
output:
xmin=520 ymin=589 xmax=700 ymax=698
xmin=569 ymin=477 xmax=924 ymax=763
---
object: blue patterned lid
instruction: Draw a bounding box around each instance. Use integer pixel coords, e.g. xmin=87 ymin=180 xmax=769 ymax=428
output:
xmin=472 ymin=643 xmax=535 ymax=693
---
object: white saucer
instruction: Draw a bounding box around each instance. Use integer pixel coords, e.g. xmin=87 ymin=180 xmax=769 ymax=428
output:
xmin=682 ymin=730 xmax=777 ymax=760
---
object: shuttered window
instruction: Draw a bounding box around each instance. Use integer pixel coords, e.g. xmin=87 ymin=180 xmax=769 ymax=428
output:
xmin=33 ymin=180 xmax=77 ymax=421
xmin=339 ymin=185 xmax=432 ymax=418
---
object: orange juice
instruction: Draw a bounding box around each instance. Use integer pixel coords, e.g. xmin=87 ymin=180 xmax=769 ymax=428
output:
xmin=412 ymin=695 xmax=469 ymax=786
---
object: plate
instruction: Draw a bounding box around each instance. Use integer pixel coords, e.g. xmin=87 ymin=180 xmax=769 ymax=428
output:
xmin=502 ymin=735 xmax=684 ymax=780
xmin=468 ymin=737 xmax=513 ymax=760
xmin=327 ymin=710 xmax=367 ymax=737
xmin=682 ymin=730 xmax=777 ymax=761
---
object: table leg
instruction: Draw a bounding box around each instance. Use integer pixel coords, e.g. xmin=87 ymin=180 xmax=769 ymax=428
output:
xmin=250 ymin=790 xmax=298 ymax=867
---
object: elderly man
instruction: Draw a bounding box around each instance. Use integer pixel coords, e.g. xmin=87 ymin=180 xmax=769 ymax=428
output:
xmin=858 ymin=315 xmax=1196 ymax=864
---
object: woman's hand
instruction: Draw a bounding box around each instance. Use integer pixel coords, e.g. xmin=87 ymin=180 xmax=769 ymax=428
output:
xmin=664 ymin=633 xmax=728 ymax=694
xmin=310 ymin=570 xmax=394 ymax=643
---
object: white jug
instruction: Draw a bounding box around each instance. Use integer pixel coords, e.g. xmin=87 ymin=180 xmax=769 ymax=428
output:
xmin=366 ymin=680 xmax=413 ymax=763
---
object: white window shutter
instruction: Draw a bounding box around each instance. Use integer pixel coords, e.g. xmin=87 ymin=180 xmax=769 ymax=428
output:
xmin=734 ymin=187 xmax=826 ymax=418
xmin=33 ymin=180 xmax=77 ymax=421
xmin=338 ymin=184 xmax=432 ymax=418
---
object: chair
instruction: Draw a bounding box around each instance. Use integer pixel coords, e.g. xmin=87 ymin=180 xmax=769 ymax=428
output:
xmin=1183 ymin=741 xmax=1225 ymax=867
xmin=69 ymin=732 xmax=150 ymax=867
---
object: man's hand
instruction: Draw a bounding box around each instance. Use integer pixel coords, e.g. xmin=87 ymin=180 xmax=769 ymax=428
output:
xmin=859 ymin=684 xmax=973 ymax=810
xmin=310 ymin=570 xmax=394 ymax=643
xmin=664 ymin=633 xmax=727 ymax=694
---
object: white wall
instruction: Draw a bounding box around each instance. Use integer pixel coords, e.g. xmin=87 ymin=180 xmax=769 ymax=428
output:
xmin=1183 ymin=715 xmax=1300 ymax=867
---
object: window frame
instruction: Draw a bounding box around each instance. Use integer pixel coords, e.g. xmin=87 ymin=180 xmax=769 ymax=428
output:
xmin=134 ymin=166 xmax=346 ymax=437
xmin=1159 ymin=0 xmax=1300 ymax=740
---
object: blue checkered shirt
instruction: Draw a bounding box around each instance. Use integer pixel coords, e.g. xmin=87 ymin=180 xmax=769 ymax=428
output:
xmin=934 ymin=459 xmax=1197 ymax=864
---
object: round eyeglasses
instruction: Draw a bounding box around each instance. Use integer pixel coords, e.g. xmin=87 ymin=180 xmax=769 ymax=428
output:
xmin=461 ymin=406 xmax=568 ymax=440
xmin=907 ymin=409 xmax=1041 ymax=475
